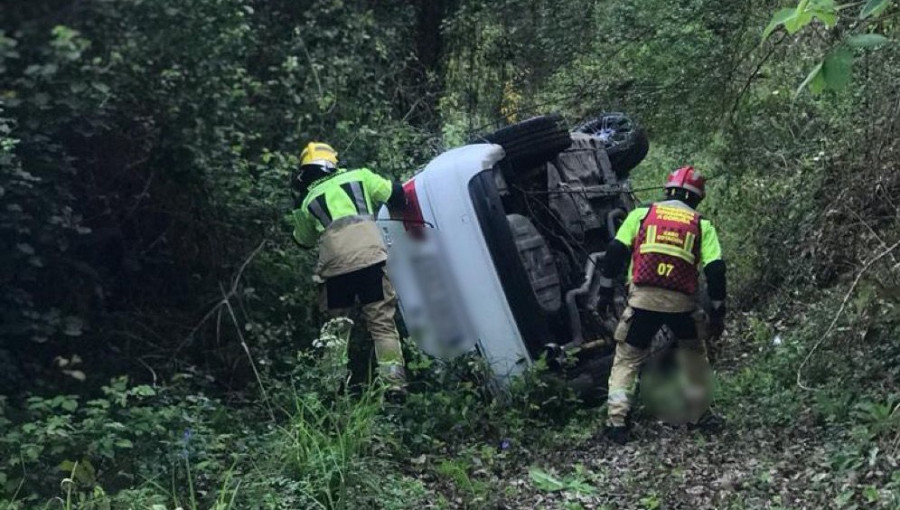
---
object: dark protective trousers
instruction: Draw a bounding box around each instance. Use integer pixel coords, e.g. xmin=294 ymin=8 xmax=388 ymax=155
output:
xmin=320 ymin=263 xmax=405 ymax=386
xmin=606 ymin=306 xmax=711 ymax=427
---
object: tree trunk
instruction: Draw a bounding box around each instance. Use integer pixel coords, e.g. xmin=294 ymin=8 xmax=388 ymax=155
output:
xmin=407 ymin=0 xmax=458 ymax=130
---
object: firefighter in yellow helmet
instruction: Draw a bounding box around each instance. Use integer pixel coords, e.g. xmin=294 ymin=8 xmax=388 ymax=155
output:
xmin=290 ymin=142 xmax=408 ymax=394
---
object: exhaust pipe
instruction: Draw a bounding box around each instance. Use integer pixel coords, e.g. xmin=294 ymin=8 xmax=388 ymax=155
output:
xmin=606 ymin=208 xmax=626 ymax=240
xmin=560 ymin=209 xmax=626 ymax=351
xmin=564 ymin=252 xmax=604 ymax=347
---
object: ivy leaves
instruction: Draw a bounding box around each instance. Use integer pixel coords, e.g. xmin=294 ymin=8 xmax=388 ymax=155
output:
xmin=795 ymin=48 xmax=850 ymax=96
xmin=860 ymin=0 xmax=891 ymax=19
xmin=762 ymin=0 xmax=895 ymax=96
xmin=846 ymin=33 xmax=890 ymax=48
xmin=762 ymin=0 xmax=837 ymax=42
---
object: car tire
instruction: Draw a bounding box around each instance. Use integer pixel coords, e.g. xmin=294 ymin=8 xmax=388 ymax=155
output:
xmin=476 ymin=114 xmax=572 ymax=168
xmin=575 ymin=113 xmax=649 ymax=176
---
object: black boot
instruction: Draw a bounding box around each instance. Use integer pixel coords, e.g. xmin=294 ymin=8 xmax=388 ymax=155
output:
xmin=688 ymin=410 xmax=725 ymax=434
xmin=605 ymin=425 xmax=629 ymax=445
xmin=384 ymin=385 xmax=408 ymax=404
xmin=380 ymin=365 xmax=407 ymax=404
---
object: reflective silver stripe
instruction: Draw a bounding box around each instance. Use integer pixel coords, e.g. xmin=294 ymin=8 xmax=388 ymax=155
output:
xmin=348 ymin=181 xmax=368 ymax=214
xmin=308 ymin=199 xmax=331 ymax=228
xmin=608 ymin=389 xmax=631 ymax=402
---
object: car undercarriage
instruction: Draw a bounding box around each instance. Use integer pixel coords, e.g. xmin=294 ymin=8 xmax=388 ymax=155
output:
xmin=473 ymin=113 xmax=662 ymax=400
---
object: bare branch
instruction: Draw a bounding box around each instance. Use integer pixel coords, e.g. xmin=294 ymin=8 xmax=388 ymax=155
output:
xmin=222 ymin=286 xmax=276 ymax=422
xmin=172 ymin=240 xmax=267 ymax=358
xmin=797 ymin=238 xmax=900 ymax=391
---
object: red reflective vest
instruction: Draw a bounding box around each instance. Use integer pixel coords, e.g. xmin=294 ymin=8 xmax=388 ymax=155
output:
xmin=631 ymin=204 xmax=702 ymax=295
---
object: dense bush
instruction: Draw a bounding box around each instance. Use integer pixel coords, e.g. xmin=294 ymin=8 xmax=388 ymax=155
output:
xmin=0 ymin=0 xmax=432 ymax=394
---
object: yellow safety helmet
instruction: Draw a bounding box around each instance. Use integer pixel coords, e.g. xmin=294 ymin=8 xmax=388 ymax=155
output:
xmin=300 ymin=141 xmax=338 ymax=170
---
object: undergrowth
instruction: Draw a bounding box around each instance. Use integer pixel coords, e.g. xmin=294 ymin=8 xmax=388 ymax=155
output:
xmin=714 ymin=280 xmax=900 ymax=509
xmin=2 ymin=284 xmax=897 ymax=509
xmin=0 ymin=319 xmax=585 ymax=509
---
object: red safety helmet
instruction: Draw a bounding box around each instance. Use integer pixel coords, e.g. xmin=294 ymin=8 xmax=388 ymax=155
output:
xmin=664 ymin=166 xmax=706 ymax=199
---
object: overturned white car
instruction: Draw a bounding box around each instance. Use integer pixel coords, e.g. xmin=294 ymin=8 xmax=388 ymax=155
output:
xmin=378 ymin=114 xmax=665 ymax=400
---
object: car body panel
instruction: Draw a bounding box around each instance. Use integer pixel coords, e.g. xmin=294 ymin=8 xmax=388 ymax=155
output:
xmin=377 ymin=144 xmax=532 ymax=380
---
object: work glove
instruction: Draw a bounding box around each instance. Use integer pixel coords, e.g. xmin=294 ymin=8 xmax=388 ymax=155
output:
xmin=709 ymin=302 xmax=726 ymax=338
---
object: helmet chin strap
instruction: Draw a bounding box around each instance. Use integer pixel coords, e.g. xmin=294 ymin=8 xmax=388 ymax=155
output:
xmin=666 ymin=188 xmax=702 ymax=208
xmin=300 ymin=162 xmax=336 ymax=178
xmin=305 ymin=159 xmax=336 ymax=171
xmin=295 ymin=164 xmax=333 ymax=191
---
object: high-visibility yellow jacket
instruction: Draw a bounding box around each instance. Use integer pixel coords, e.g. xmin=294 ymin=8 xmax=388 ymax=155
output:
xmin=291 ymin=168 xmax=395 ymax=278
xmin=615 ymin=202 xmax=723 ymax=268
xmin=614 ymin=200 xmax=723 ymax=312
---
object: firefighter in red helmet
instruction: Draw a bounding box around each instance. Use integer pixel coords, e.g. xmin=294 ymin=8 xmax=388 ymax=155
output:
xmin=598 ymin=166 xmax=727 ymax=444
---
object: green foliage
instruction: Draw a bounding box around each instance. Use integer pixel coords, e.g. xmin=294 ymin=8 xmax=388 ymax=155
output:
xmin=1 ymin=321 xmax=445 ymax=509
xmin=860 ymin=0 xmax=892 ymax=19
xmin=821 ymin=47 xmax=853 ymax=91
xmin=847 ymin=33 xmax=891 ymax=48
xmin=762 ymin=0 xmax=896 ymax=94
xmin=435 ymin=458 xmax=489 ymax=501
xmin=639 ymin=492 xmax=662 ymax=510
xmin=391 ymin=345 xmax=584 ymax=458
xmin=711 ymin=277 xmax=898 ymax=507
xmin=0 ymin=0 xmax=430 ymax=393
xmin=762 ymin=0 xmax=838 ymax=42
xmin=0 ymin=375 xmax=247 ymax=508
xmin=529 ymin=465 xmax=596 ymax=495
xmin=850 ymin=396 xmax=899 ymax=441
xmin=281 ymin=382 xmax=383 ymax=509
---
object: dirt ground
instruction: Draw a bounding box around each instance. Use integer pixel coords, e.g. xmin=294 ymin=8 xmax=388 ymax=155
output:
xmin=412 ymin=332 xmax=899 ymax=510
xmin=417 ymin=415 xmax=897 ymax=509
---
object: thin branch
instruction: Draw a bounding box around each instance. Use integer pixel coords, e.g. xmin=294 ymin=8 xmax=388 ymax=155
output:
xmin=877 ymin=91 xmax=900 ymax=164
xmin=296 ymin=34 xmax=324 ymax=100
xmin=729 ymin=33 xmax=787 ymax=118
xmin=122 ymin=170 xmax=156 ymax=222
xmin=221 ymin=286 xmax=276 ymax=422
xmin=797 ymin=239 xmax=900 ymax=391
xmin=172 ymin=240 xmax=267 ymax=357
xmin=847 ymin=207 xmax=899 ymax=268
xmin=135 ymin=357 xmax=159 ymax=387
xmin=229 ymin=240 xmax=266 ymax=294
